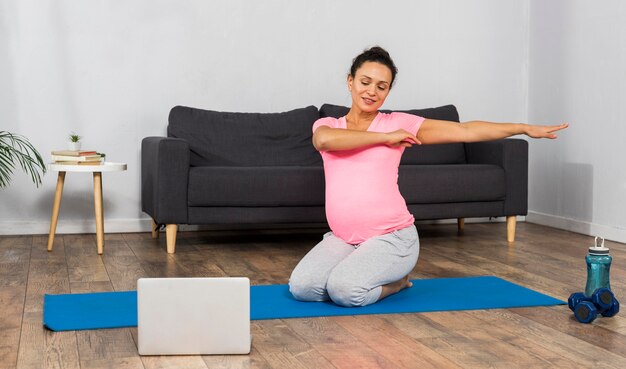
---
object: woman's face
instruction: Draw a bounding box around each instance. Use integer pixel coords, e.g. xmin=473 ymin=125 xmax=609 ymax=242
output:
xmin=348 ymin=61 xmax=392 ymax=114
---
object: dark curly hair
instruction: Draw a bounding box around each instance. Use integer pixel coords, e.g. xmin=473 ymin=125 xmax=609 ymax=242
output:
xmin=349 ymin=46 xmax=398 ymax=88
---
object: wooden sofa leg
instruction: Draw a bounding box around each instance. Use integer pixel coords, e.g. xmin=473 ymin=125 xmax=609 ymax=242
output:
xmin=506 ymin=216 xmax=516 ymax=243
xmin=166 ymin=224 xmax=178 ymax=253
xmin=457 ymin=218 xmax=465 ymax=231
xmin=151 ymin=219 xmax=160 ymax=239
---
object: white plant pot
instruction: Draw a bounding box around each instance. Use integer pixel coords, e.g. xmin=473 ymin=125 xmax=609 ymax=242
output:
xmin=68 ymin=142 xmax=81 ymax=151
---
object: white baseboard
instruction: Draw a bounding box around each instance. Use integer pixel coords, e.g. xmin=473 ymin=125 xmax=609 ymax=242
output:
xmin=527 ymin=211 xmax=626 ymax=244
xmin=5 ymin=214 xmax=623 ymax=245
xmin=0 ymin=216 xmax=523 ymax=236
xmin=415 ymin=216 xmax=525 ymax=225
xmin=0 ymin=218 xmax=154 ymax=236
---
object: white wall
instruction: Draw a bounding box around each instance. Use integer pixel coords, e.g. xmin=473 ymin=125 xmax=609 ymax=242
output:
xmin=2 ymin=0 xmax=529 ymax=235
xmin=527 ymin=0 xmax=626 ymax=243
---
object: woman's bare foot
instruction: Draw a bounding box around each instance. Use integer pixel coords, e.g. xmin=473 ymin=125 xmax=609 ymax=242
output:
xmin=379 ymin=275 xmax=413 ymax=301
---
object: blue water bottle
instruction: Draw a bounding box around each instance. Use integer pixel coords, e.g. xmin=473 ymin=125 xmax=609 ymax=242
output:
xmin=585 ymin=237 xmax=612 ymax=296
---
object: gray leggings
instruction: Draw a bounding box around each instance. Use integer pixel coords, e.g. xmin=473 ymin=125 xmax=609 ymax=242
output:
xmin=289 ymin=225 xmax=420 ymax=307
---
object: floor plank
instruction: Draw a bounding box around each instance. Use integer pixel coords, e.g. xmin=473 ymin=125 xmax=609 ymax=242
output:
xmin=0 ymin=236 xmax=30 ymax=369
xmin=332 ymin=315 xmax=462 ymax=369
xmin=16 ymin=236 xmax=80 ymax=369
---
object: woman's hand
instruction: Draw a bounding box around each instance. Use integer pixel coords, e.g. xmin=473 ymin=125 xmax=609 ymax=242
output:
xmin=385 ymin=130 xmax=421 ymax=148
xmin=524 ymin=123 xmax=569 ymax=139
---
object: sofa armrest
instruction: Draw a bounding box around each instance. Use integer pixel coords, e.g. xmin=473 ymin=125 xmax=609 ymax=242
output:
xmin=464 ymin=139 xmax=528 ymax=216
xmin=141 ymin=137 xmax=190 ymax=224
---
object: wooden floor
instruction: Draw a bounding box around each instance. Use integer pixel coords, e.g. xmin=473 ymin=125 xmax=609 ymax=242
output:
xmin=1 ymin=222 xmax=625 ymax=369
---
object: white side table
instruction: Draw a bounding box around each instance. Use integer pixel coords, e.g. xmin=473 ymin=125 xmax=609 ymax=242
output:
xmin=47 ymin=162 xmax=127 ymax=254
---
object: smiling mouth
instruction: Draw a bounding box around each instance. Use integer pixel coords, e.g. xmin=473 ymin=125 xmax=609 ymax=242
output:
xmin=362 ymin=97 xmax=376 ymax=105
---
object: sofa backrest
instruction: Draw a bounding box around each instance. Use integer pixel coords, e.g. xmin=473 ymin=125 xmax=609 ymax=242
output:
xmin=168 ymin=105 xmax=322 ymax=167
xmin=319 ymin=104 xmax=466 ymax=165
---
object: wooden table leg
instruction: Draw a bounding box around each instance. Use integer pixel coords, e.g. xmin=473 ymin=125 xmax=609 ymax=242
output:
xmin=93 ymin=172 xmax=104 ymax=254
xmin=47 ymin=171 xmax=66 ymax=251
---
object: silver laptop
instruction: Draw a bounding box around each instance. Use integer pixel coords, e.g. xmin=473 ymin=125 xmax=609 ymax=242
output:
xmin=137 ymin=277 xmax=251 ymax=355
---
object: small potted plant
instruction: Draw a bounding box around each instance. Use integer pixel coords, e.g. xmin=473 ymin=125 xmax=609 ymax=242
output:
xmin=68 ymin=132 xmax=82 ymax=151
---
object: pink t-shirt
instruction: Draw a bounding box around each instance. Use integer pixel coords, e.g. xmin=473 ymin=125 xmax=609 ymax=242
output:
xmin=313 ymin=112 xmax=425 ymax=244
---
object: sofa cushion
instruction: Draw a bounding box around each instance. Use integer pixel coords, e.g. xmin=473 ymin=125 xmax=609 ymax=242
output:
xmin=188 ymin=166 xmax=326 ymax=207
xmin=319 ymin=103 xmax=460 ymax=121
xmin=319 ymin=103 xmax=466 ymax=165
xmin=168 ymin=105 xmax=322 ymax=167
xmin=398 ymin=164 xmax=505 ymax=204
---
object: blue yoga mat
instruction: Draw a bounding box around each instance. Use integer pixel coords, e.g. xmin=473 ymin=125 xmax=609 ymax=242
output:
xmin=43 ymin=276 xmax=565 ymax=331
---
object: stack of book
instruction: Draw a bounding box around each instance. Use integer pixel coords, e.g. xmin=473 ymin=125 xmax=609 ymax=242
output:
xmin=51 ymin=150 xmax=104 ymax=165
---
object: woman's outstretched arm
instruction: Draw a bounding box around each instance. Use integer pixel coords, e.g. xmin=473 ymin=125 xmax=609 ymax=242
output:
xmin=313 ymin=126 xmax=420 ymax=151
xmin=416 ymin=119 xmax=569 ymax=145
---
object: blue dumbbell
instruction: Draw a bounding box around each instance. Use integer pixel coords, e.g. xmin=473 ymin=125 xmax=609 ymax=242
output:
xmin=602 ymin=298 xmax=620 ymax=317
xmin=574 ymin=300 xmax=598 ymax=324
xmin=568 ymin=292 xmax=587 ymax=312
xmin=591 ymin=288 xmax=620 ymax=317
xmin=592 ymin=288 xmax=615 ymax=311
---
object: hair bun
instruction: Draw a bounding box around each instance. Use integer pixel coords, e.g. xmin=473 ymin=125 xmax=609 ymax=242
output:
xmin=349 ymin=46 xmax=398 ymax=87
xmin=368 ymin=46 xmax=389 ymax=56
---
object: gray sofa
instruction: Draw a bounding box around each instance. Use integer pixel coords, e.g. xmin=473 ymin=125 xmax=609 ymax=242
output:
xmin=141 ymin=104 xmax=527 ymax=253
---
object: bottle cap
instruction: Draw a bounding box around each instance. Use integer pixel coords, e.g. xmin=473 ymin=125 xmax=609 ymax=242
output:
xmin=588 ymin=237 xmax=609 ymax=254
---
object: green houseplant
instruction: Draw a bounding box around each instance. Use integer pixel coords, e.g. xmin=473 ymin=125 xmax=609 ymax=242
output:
xmin=0 ymin=131 xmax=47 ymax=188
